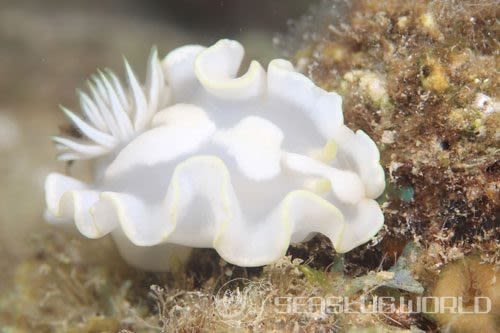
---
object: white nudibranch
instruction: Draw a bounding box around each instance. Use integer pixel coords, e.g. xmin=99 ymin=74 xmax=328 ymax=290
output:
xmin=45 ymin=39 xmax=386 ymax=271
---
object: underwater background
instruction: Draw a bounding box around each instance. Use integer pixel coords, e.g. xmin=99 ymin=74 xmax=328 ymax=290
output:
xmin=0 ymin=0 xmax=498 ymax=332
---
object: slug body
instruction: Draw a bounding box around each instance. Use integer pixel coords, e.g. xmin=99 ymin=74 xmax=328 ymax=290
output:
xmin=45 ymin=40 xmax=385 ymax=271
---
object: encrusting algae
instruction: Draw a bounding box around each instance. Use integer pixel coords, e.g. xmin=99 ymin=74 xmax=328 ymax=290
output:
xmin=284 ymin=0 xmax=499 ymax=270
xmin=1 ymin=0 xmax=498 ymax=331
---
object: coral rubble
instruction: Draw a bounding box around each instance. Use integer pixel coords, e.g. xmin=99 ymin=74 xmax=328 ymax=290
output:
xmin=285 ymin=0 xmax=499 ymax=271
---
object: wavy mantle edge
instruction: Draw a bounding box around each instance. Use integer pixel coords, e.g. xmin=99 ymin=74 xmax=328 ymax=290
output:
xmin=45 ymin=155 xmax=384 ymax=267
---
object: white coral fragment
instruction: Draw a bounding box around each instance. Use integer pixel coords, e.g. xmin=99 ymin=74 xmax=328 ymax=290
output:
xmin=45 ymin=39 xmax=386 ymax=271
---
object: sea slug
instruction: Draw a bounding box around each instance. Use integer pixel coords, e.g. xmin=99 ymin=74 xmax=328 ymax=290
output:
xmin=45 ymin=39 xmax=385 ymax=271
